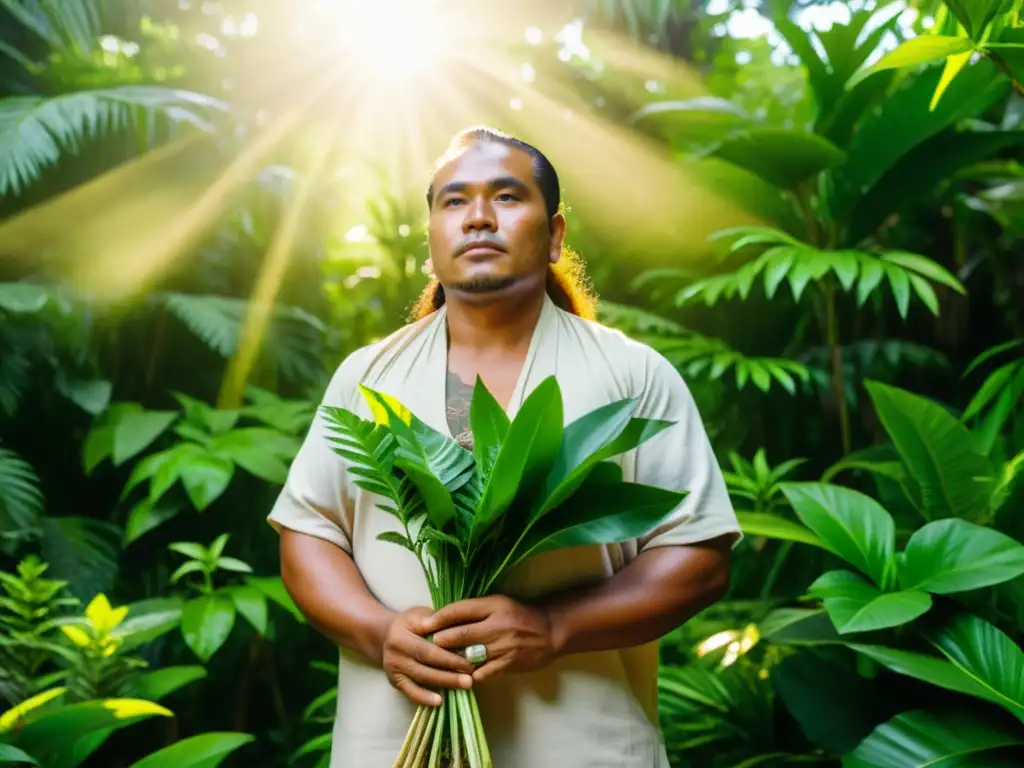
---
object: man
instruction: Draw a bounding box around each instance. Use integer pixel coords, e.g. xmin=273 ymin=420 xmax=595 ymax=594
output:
xmin=269 ymin=126 xmax=741 ymax=767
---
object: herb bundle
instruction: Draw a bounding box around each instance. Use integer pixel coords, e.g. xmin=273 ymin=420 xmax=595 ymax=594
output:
xmin=322 ymin=376 xmax=686 ymax=768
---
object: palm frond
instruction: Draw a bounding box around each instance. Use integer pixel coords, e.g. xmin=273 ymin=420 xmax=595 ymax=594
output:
xmin=38 ymin=516 xmax=120 ymax=602
xmin=0 ymin=0 xmax=101 ymax=55
xmin=678 ymin=226 xmax=966 ymax=318
xmin=600 ymin=301 xmax=811 ymax=395
xmin=0 ymin=86 xmax=227 ymax=196
xmin=0 ymin=448 xmax=43 ymax=553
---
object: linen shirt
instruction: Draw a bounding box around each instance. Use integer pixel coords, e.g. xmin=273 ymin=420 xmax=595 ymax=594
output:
xmin=268 ymin=293 xmax=741 ymax=767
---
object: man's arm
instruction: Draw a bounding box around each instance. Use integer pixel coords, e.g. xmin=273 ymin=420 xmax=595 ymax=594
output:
xmin=280 ymin=529 xmax=475 ymax=705
xmin=423 ymin=535 xmax=733 ymax=681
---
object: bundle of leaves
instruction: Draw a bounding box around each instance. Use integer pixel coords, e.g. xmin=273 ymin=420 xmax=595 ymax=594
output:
xmin=322 ymin=375 xmax=688 ymax=768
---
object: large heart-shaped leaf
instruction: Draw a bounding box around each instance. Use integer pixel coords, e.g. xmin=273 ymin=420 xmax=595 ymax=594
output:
xmin=927 ymin=613 xmax=1024 ymax=725
xmin=14 ymin=700 xmax=171 ymax=759
xmin=865 ymin=381 xmax=996 ymax=522
xmin=780 ymin=483 xmax=896 ymax=589
xmin=179 ymin=453 xmax=234 ymax=511
xmin=844 ymin=709 xmax=1024 ymax=768
xmin=127 ymin=732 xmax=254 ymax=768
xmin=180 ymin=595 xmax=235 ymax=662
xmin=901 ymin=518 xmax=1024 ymax=594
xmin=223 ymin=585 xmax=267 ymax=635
xmin=808 ymin=570 xmax=931 ymax=634
xmin=112 ymin=410 xmax=179 ymax=466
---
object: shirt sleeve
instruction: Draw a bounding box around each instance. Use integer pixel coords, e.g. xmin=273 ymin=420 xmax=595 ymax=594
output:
xmin=631 ymin=349 xmax=742 ymax=551
xmin=266 ymin=353 xmax=364 ymax=553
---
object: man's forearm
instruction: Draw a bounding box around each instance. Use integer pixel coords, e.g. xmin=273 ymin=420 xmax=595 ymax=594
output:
xmin=540 ymin=536 xmax=733 ymax=657
xmin=279 ymin=528 xmax=394 ymax=664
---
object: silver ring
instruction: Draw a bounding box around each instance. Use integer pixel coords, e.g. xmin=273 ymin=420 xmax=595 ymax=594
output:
xmin=464 ymin=643 xmax=488 ymax=665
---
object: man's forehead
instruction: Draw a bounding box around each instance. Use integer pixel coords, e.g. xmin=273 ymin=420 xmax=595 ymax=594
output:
xmin=433 ymin=141 xmax=535 ymax=187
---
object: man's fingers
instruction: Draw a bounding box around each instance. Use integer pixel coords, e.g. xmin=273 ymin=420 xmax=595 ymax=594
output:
xmin=472 ymin=657 xmax=508 ymax=684
xmin=430 ymin=621 xmax=490 ymax=650
xmin=402 ymin=660 xmax=474 ymax=692
xmin=393 ymin=674 xmax=443 ymax=707
xmin=407 ymin=635 xmax=475 ymax=673
xmin=422 ymin=597 xmax=496 ymax=633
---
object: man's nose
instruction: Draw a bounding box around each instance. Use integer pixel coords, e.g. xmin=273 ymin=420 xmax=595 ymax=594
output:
xmin=463 ymin=197 xmax=497 ymax=232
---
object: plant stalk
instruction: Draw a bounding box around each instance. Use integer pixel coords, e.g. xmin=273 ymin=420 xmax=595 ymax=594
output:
xmin=988 ymin=50 xmax=1024 ymax=98
xmin=824 ymin=280 xmax=851 ymax=454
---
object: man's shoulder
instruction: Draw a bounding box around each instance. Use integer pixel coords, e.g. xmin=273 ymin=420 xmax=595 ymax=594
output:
xmin=323 ymin=313 xmax=438 ymax=400
xmin=557 ymin=307 xmax=675 ymax=375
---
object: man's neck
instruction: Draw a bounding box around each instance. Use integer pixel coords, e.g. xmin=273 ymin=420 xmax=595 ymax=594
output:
xmin=444 ymin=290 xmax=546 ymax=354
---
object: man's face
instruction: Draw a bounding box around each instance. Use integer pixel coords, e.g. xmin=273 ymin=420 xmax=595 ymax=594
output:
xmin=427 ymin=141 xmax=564 ymax=301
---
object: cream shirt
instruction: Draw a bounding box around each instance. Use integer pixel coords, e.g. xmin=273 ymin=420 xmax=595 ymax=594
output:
xmin=268 ymin=294 xmax=741 ymax=767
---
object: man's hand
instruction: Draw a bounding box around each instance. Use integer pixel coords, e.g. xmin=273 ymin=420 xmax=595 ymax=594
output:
xmin=381 ymin=607 xmax=475 ymax=707
xmin=422 ymin=596 xmax=560 ymax=683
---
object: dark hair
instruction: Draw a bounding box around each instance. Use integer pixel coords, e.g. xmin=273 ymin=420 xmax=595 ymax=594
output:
xmin=412 ymin=127 xmax=597 ymax=322
xmin=425 ymin=126 xmax=561 ymax=224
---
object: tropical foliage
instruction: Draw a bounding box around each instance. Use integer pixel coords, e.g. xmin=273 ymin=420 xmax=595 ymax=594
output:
xmin=2 ymin=0 xmax=1023 ymax=766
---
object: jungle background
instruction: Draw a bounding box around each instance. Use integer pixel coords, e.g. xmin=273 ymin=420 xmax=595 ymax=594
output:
xmin=2 ymin=0 xmax=1024 ymax=766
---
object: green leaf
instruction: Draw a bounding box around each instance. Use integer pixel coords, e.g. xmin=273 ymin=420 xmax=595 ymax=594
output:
xmin=946 ymin=0 xmax=1012 ymax=41
xmin=901 ymin=518 xmax=1024 ymax=593
xmin=864 ymin=381 xmax=996 ymax=521
xmin=849 ymin=36 xmax=975 ymax=87
xmin=735 ymin=512 xmax=827 ymax=549
xmin=537 ymin=398 xmax=672 ymax=518
xmin=472 ymin=377 xmax=564 ymax=543
xmin=780 ymin=483 xmax=896 ymax=588
xmin=709 ymin=127 xmax=846 ymax=189
xmin=0 ymin=745 xmax=37 ymax=764
xmin=849 ymin=644 xmax=997 ymax=703
xmin=39 ymin=516 xmax=120 ymax=602
xmin=169 ymin=542 xmax=207 ymax=560
xmin=0 ymin=283 xmax=48 ymax=313
xmin=468 ymin=375 xmax=510 ymax=474
xmin=759 ymin=608 xmax=841 ymax=645
xmin=513 ymin=463 xmax=685 ymax=563
xmin=179 ymin=453 xmax=234 ymax=511
xmin=14 ymin=699 xmax=171 ymax=759
xmin=113 ymin=411 xmax=179 ymax=466
xmin=215 ymin=557 xmax=251 ymax=574
xmin=126 ymin=732 xmax=254 ymax=768
xmin=127 ymin=666 xmax=207 ymax=701
xmin=845 ymin=709 xmax=1024 ymax=768
xmin=180 ymin=595 xmax=235 ymax=662
xmin=223 ymin=586 xmax=267 ymax=635
xmin=883 ymin=262 xmax=911 ymax=318
xmin=0 ymin=448 xmax=43 ymax=543
xmin=926 ymin=613 xmax=1024 ymax=724
xmin=807 ymin=570 xmax=931 ymax=634
xmin=245 ymin=576 xmax=304 ymax=624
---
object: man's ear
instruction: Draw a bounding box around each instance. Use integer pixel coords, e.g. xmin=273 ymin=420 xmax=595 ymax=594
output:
xmin=549 ymin=212 xmax=567 ymax=264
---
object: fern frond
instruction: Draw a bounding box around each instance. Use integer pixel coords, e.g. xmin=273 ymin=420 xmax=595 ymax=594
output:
xmin=600 ymin=302 xmax=811 ymax=395
xmin=678 ymin=227 xmax=966 ymax=318
xmin=38 ymin=517 xmax=120 ymax=601
xmin=0 ymin=86 xmax=227 ymax=195
xmin=0 ymin=449 xmax=43 ymax=552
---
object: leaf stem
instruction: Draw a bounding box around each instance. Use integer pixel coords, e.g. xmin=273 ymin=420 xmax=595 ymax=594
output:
xmin=987 ymin=50 xmax=1024 ymax=98
xmin=824 ymin=279 xmax=852 ymax=455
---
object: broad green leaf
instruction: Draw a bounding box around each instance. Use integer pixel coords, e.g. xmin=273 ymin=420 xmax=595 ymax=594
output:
xmin=179 ymin=453 xmax=234 ymax=511
xmin=849 ymin=36 xmax=974 ymax=88
xmin=758 ymin=608 xmax=840 ymax=645
xmin=168 ymin=542 xmax=207 ymax=560
xmin=709 ymin=127 xmax=846 ymax=189
xmin=113 ymin=597 xmax=184 ymax=651
xmin=901 ymin=518 xmax=1024 ymax=593
xmin=513 ymin=463 xmax=685 ymax=564
xmin=932 ymin=50 xmax=974 ymax=110
xmin=780 ymin=483 xmax=896 ymax=588
xmin=832 ymin=61 xmax=1007 ymax=224
xmin=537 ymin=398 xmax=672 ymax=518
xmin=735 ymin=512 xmax=826 ymax=549
xmin=907 ymin=274 xmax=939 ymax=315
xmin=223 ymin=586 xmax=267 ymax=635
xmin=113 ymin=411 xmax=179 ymax=466
xmin=149 ymin=444 xmax=205 ymax=503
xmin=127 ymin=732 xmax=254 ymax=768
xmin=946 ymin=0 xmax=1011 ymax=41
xmin=865 ymin=381 xmax=996 ymax=521
xmin=472 ymin=377 xmax=563 ymax=543
xmin=849 ymin=644 xmax=996 ymax=703
xmin=180 ymin=595 xmax=235 ymax=662
xmin=468 ymin=375 xmax=509 ymax=474
xmin=927 ymin=613 xmax=1024 ymax=724
xmin=207 ymin=428 xmax=300 ymax=462
xmin=0 ymin=283 xmax=48 ymax=313
xmin=883 ymin=262 xmax=911 ymax=318
xmin=15 ymin=699 xmax=171 ymax=758
xmin=0 ymin=745 xmax=37 ymax=764
xmin=127 ymin=666 xmax=207 ymax=701
xmin=808 ymin=570 xmax=931 ymax=634
xmin=845 ymin=709 xmax=1024 ymax=768
xmin=82 ymin=403 xmax=142 ymax=473
xmin=246 ymin=576 xmax=305 ymax=624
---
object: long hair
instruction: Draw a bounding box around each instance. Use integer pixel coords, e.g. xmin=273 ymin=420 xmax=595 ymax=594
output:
xmin=409 ymin=245 xmax=597 ymax=322
xmin=410 ymin=126 xmax=598 ymax=322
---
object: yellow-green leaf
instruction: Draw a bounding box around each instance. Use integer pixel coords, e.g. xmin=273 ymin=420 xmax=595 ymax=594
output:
xmin=932 ymin=50 xmax=973 ymax=110
xmin=851 ymin=36 xmax=975 ymax=88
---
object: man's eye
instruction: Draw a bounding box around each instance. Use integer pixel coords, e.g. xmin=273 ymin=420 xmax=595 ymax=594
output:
xmin=443 ymin=198 xmax=464 ymax=207
xmin=496 ymin=193 xmax=519 ymax=202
